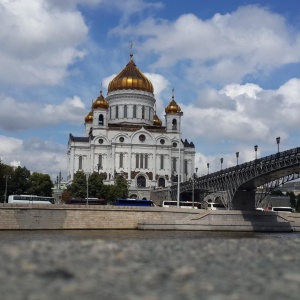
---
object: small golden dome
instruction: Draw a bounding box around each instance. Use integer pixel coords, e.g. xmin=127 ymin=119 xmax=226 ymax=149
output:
xmin=165 ymin=95 xmax=182 ymax=114
xmin=153 ymin=113 xmax=162 ymax=126
xmin=84 ymin=110 xmax=93 ymax=123
xmin=92 ymin=90 xmax=109 ymax=110
xmin=108 ymin=54 xmax=154 ymax=93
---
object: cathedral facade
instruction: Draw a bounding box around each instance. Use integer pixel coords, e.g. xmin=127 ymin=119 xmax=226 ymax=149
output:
xmin=67 ymin=52 xmax=195 ymax=199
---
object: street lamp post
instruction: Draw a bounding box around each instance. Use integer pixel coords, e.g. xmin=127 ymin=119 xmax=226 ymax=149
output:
xmin=220 ymin=158 xmax=223 ymax=170
xmin=236 ymin=152 xmax=239 ymax=165
xmin=254 ymin=145 xmax=258 ymax=160
xmin=276 ymin=137 xmax=280 ymax=153
xmin=3 ymin=175 xmax=10 ymax=203
xmin=85 ymin=172 xmax=90 ymax=205
xmin=207 ymin=163 xmax=210 ymax=175
xmin=177 ymin=111 xmax=183 ymax=208
xmin=191 ymin=167 xmax=198 ymax=209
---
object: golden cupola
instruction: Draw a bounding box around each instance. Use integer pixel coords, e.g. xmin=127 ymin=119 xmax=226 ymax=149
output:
xmin=165 ymin=94 xmax=182 ymax=114
xmin=108 ymin=53 xmax=154 ymax=94
xmin=153 ymin=113 xmax=162 ymax=126
xmin=84 ymin=110 xmax=93 ymax=123
xmin=92 ymin=90 xmax=109 ymax=110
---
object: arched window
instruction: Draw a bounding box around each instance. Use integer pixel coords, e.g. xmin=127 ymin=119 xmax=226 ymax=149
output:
xmin=79 ymin=156 xmax=82 ymax=170
xmin=109 ymin=108 xmax=112 ymax=119
xmin=124 ymin=105 xmax=127 ymax=118
xmin=158 ymin=178 xmax=165 ymax=188
xmin=137 ymin=175 xmax=146 ymax=187
xmin=142 ymin=106 xmax=145 ymax=119
xmin=98 ymin=114 xmax=104 ymax=125
xmin=172 ymin=119 xmax=177 ymax=130
xmin=116 ymin=106 xmax=119 ymax=118
xmin=133 ymin=105 xmax=137 ymax=118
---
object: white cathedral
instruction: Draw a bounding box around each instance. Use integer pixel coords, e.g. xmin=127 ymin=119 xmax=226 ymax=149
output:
xmin=67 ymin=51 xmax=195 ymax=199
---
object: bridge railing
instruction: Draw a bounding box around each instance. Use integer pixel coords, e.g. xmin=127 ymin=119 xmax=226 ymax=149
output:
xmin=176 ymin=146 xmax=300 ymax=191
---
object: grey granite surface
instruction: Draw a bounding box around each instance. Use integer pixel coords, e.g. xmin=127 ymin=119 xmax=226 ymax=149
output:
xmin=1 ymin=236 xmax=300 ymax=300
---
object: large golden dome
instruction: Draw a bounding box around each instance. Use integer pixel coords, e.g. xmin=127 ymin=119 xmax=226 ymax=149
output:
xmin=165 ymin=95 xmax=182 ymax=114
xmin=108 ymin=54 xmax=154 ymax=93
xmin=92 ymin=90 xmax=109 ymax=110
xmin=153 ymin=113 xmax=162 ymax=126
xmin=84 ymin=110 xmax=93 ymax=123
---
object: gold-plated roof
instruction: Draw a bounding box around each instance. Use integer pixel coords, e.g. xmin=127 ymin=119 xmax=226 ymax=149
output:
xmin=92 ymin=90 xmax=109 ymax=110
xmin=153 ymin=113 xmax=162 ymax=126
xmin=84 ymin=110 xmax=93 ymax=123
xmin=165 ymin=95 xmax=182 ymax=114
xmin=108 ymin=54 xmax=154 ymax=93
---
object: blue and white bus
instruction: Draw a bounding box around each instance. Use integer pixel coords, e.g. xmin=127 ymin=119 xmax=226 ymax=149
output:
xmin=114 ymin=198 xmax=155 ymax=207
xmin=8 ymin=195 xmax=55 ymax=204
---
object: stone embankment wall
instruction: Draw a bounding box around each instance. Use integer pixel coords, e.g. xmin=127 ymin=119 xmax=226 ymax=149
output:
xmin=1 ymin=204 xmax=299 ymax=232
xmin=0 ymin=204 xmax=198 ymax=230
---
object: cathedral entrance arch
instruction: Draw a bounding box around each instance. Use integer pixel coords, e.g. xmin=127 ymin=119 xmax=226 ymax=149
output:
xmin=158 ymin=177 xmax=165 ymax=188
xmin=137 ymin=175 xmax=146 ymax=187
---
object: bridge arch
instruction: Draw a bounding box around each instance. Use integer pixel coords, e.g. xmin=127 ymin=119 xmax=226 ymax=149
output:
xmin=172 ymin=146 xmax=300 ymax=210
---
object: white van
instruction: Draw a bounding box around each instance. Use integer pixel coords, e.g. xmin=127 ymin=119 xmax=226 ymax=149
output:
xmin=203 ymin=201 xmax=226 ymax=210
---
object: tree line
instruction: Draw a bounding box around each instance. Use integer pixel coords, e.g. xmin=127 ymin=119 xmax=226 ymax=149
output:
xmin=64 ymin=171 xmax=128 ymax=204
xmin=0 ymin=159 xmax=128 ymax=204
xmin=0 ymin=160 xmax=53 ymax=202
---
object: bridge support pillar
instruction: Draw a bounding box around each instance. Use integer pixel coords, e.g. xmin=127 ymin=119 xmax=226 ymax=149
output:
xmin=232 ymin=190 xmax=256 ymax=210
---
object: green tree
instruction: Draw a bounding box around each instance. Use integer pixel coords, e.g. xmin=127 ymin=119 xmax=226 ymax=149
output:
xmin=67 ymin=171 xmax=87 ymax=198
xmin=88 ymin=172 xmax=106 ymax=198
xmin=28 ymin=172 xmax=53 ymax=196
xmin=287 ymin=191 xmax=296 ymax=208
xmin=0 ymin=161 xmax=14 ymax=202
xmin=115 ymin=176 xmax=129 ymax=198
xmin=105 ymin=177 xmax=129 ymax=204
xmin=9 ymin=166 xmax=31 ymax=195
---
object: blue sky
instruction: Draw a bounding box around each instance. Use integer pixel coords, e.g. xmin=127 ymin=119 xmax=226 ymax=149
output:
xmin=1 ymin=0 xmax=300 ymax=180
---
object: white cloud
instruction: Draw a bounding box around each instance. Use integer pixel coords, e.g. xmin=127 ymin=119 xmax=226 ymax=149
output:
xmin=220 ymin=83 xmax=263 ymax=99
xmin=0 ymin=0 xmax=88 ymax=85
xmin=111 ymin=5 xmax=300 ymax=85
xmin=0 ymin=135 xmax=66 ymax=180
xmin=180 ymin=78 xmax=300 ymax=147
xmin=0 ymin=95 xmax=86 ymax=131
xmin=276 ymin=78 xmax=300 ymax=105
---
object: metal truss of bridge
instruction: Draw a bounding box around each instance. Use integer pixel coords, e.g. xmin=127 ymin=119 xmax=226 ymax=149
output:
xmin=171 ymin=147 xmax=300 ymax=210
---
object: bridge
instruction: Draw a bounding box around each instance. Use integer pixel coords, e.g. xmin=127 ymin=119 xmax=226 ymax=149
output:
xmin=170 ymin=146 xmax=300 ymax=210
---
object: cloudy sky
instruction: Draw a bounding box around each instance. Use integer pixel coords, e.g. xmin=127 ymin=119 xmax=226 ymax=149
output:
xmin=1 ymin=0 xmax=300 ymax=180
